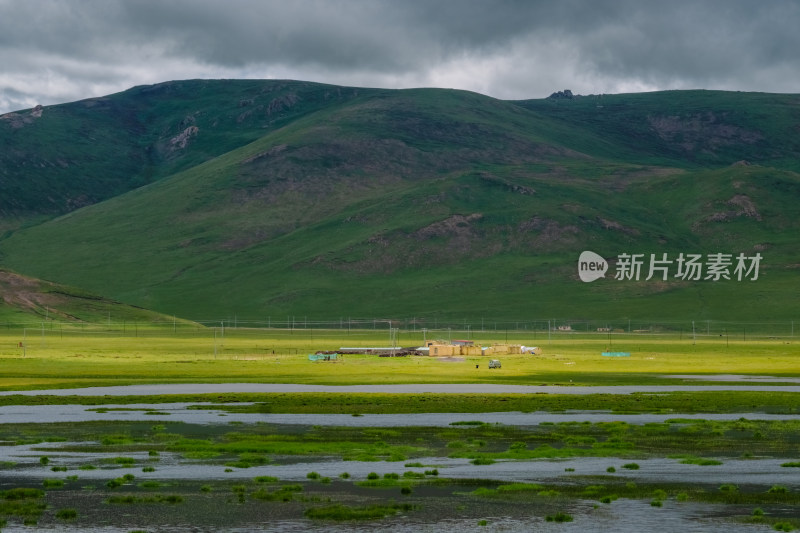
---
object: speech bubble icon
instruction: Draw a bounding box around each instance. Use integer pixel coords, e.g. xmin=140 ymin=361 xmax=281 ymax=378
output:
xmin=578 ymin=251 xmax=608 ymax=283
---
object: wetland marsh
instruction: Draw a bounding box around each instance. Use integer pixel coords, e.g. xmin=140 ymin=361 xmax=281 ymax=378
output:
xmin=1 ymin=328 xmax=798 ymax=531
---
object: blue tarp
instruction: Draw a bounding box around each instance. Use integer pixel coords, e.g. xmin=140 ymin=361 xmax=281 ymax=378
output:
xmin=308 ymin=353 xmax=338 ymax=361
xmin=601 ymin=352 xmax=631 ymax=357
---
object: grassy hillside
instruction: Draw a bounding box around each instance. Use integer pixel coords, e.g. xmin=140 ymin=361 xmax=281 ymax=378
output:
xmin=515 ymin=90 xmax=800 ymax=170
xmin=1 ymin=82 xmax=799 ymax=322
xmin=0 ymin=79 xmax=373 ymax=220
xmin=0 ymin=269 xmax=189 ymax=324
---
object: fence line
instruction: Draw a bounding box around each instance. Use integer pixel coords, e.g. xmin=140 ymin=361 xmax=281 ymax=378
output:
xmin=1 ymin=317 xmax=797 ymax=339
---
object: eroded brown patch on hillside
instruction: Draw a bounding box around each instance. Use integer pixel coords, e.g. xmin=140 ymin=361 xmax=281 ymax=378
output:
xmin=0 ymin=270 xmax=76 ymax=319
xmin=648 ymin=112 xmax=763 ymax=153
xmin=697 ymin=194 xmax=762 ymax=227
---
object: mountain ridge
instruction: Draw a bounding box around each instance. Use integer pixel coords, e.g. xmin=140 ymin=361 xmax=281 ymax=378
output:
xmin=1 ymin=80 xmax=799 ymax=322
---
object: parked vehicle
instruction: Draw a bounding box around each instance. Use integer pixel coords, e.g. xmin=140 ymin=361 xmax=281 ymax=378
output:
xmin=488 ymin=359 xmax=501 ymax=369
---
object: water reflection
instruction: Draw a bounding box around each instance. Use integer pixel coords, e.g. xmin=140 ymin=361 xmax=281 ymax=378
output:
xmin=1 ymin=404 xmax=798 ymax=426
xmin=3 ymin=382 xmax=800 ymax=396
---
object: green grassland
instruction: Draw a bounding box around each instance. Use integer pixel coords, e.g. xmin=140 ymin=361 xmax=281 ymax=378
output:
xmin=2 ymin=83 xmax=800 ymax=323
xmin=1 ymin=327 xmax=798 ymax=391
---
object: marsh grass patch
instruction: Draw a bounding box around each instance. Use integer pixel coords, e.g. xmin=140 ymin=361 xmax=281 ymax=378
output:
xmin=304 ymin=503 xmax=415 ymax=521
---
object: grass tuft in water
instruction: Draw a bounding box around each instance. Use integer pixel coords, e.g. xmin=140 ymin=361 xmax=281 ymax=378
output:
xmin=55 ymin=508 xmax=77 ymax=519
xmin=768 ymin=485 xmax=789 ymax=494
xmin=545 ymin=512 xmax=573 ymax=522
xmin=304 ymin=503 xmax=414 ymax=521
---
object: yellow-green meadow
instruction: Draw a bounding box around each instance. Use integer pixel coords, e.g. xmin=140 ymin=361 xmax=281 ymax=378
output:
xmin=1 ymin=326 xmax=798 ymax=390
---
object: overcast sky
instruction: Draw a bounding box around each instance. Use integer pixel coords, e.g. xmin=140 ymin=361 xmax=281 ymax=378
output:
xmin=1 ymin=0 xmax=799 ymax=114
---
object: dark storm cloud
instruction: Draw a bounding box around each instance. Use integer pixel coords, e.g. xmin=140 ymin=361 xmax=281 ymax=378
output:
xmin=1 ymin=0 xmax=798 ymax=114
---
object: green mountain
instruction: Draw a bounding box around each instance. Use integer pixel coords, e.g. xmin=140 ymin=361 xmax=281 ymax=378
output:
xmin=0 ymin=80 xmax=371 ymax=222
xmin=1 ymin=80 xmax=799 ymax=324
